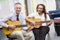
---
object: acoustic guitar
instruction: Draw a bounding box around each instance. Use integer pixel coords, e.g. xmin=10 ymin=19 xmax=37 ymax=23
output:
xmin=2 ymin=20 xmax=27 ymax=35
xmin=27 ymin=17 xmax=51 ymax=30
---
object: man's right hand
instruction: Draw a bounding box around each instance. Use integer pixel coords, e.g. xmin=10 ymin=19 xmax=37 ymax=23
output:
xmin=8 ymin=25 xmax=16 ymax=30
xmin=0 ymin=25 xmax=2 ymax=28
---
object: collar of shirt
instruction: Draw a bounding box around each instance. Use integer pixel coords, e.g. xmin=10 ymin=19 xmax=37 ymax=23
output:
xmin=36 ymin=12 xmax=44 ymax=17
xmin=34 ymin=12 xmax=45 ymax=21
xmin=14 ymin=12 xmax=21 ymax=16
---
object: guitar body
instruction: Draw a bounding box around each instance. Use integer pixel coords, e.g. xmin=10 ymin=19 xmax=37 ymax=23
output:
xmin=27 ymin=17 xmax=42 ymax=30
xmin=2 ymin=21 xmax=21 ymax=35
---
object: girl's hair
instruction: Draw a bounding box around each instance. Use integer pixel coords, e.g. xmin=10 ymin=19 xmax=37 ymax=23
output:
xmin=36 ymin=4 xmax=47 ymax=19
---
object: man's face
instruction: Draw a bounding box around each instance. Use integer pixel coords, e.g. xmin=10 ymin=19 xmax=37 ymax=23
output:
xmin=15 ymin=4 xmax=21 ymax=14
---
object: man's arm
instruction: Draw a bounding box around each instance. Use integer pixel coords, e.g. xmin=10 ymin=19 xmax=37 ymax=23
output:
xmin=0 ymin=14 xmax=12 ymax=28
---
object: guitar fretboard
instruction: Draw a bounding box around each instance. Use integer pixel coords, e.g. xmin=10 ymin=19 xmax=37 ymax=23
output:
xmin=36 ymin=21 xmax=50 ymax=23
xmin=15 ymin=25 xmax=27 ymax=27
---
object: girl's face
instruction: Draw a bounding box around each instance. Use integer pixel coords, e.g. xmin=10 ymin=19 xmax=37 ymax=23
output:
xmin=37 ymin=5 xmax=43 ymax=13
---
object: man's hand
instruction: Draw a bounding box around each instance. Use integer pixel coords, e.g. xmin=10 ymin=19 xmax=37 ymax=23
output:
xmin=0 ymin=25 xmax=2 ymax=28
xmin=8 ymin=25 xmax=16 ymax=30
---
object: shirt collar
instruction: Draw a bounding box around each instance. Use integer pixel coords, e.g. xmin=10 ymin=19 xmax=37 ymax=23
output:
xmin=36 ymin=12 xmax=44 ymax=16
xmin=14 ymin=12 xmax=21 ymax=16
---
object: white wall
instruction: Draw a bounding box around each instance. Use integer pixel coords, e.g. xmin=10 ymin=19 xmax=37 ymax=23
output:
xmin=45 ymin=0 xmax=56 ymax=12
xmin=0 ymin=0 xmax=26 ymax=20
xmin=27 ymin=0 xmax=56 ymax=14
xmin=0 ymin=0 xmax=10 ymax=19
xmin=36 ymin=0 xmax=56 ymax=12
xmin=27 ymin=0 xmax=33 ymax=14
xmin=0 ymin=0 xmax=56 ymax=19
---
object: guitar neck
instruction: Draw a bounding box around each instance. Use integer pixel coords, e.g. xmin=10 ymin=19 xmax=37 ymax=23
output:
xmin=15 ymin=21 xmax=51 ymax=27
xmin=36 ymin=20 xmax=51 ymax=23
xmin=15 ymin=25 xmax=27 ymax=27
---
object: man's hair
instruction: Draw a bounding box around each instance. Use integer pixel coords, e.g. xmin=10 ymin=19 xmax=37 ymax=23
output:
xmin=15 ymin=2 xmax=21 ymax=5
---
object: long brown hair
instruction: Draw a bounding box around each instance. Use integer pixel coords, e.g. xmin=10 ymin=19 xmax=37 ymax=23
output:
xmin=36 ymin=4 xmax=47 ymax=19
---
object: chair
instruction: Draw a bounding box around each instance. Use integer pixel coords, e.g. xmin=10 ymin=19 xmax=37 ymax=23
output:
xmin=7 ymin=35 xmax=17 ymax=40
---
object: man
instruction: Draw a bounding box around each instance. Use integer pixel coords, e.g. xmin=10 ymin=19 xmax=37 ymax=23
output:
xmin=0 ymin=2 xmax=34 ymax=40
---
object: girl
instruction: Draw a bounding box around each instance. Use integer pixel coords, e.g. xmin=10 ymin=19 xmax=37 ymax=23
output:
xmin=26 ymin=4 xmax=52 ymax=40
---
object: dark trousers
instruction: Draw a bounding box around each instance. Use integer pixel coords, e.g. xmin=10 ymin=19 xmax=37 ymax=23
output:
xmin=33 ymin=26 xmax=50 ymax=40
